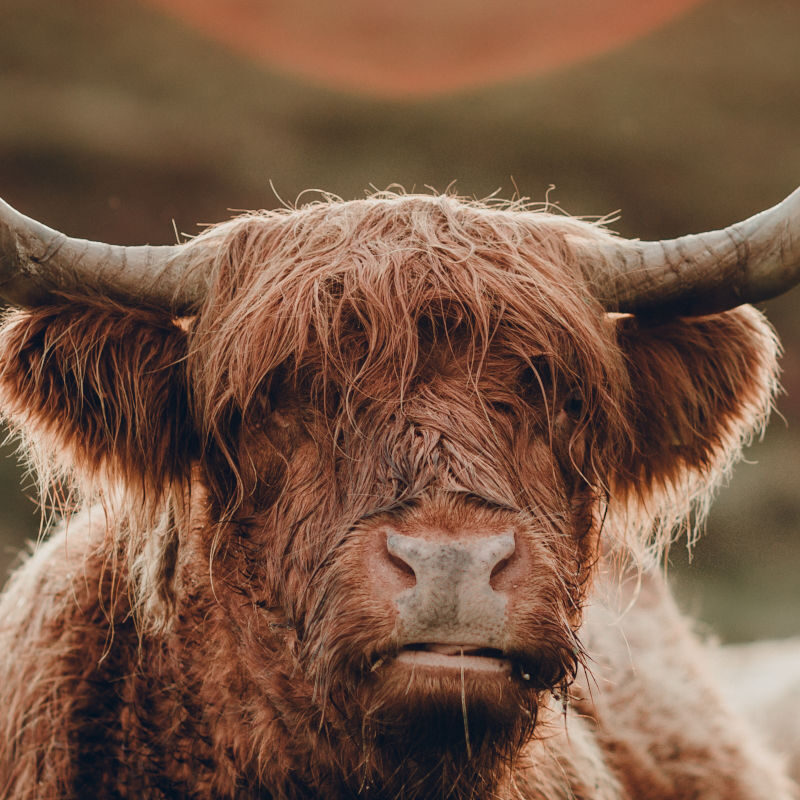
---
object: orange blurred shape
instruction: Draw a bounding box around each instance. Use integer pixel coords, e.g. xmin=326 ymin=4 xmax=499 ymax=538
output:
xmin=139 ymin=0 xmax=707 ymax=97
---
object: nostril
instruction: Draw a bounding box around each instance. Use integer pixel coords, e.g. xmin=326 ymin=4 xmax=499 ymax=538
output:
xmin=490 ymin=555 xmax=512 ymax=581
xmin=384 ymin=532 xmax=418 ymax=588
xmin=387 ymin=549 xmax=417 ymax=583
xmin=488 ymin=533 xmax=516 ymax=590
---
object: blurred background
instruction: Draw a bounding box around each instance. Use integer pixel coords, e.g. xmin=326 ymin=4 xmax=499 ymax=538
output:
xmin=0 ymin=0 xmax=798 ymax=641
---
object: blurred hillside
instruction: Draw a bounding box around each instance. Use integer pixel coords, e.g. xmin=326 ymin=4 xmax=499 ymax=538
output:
xmin=0 ymin=0 xmax=798 ymax=641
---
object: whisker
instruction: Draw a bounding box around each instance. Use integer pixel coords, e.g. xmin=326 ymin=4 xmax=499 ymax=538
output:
xmin=460 ymin=647 xmax=472 ymax=760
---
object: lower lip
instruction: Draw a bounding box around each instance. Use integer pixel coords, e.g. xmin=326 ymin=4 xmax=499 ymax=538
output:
xmin=395 ymin=650 xmax=514 ymax=673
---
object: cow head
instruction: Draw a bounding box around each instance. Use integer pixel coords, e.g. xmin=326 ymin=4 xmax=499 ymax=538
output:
xmin=0 ymin=189 xmax=793 ymax=796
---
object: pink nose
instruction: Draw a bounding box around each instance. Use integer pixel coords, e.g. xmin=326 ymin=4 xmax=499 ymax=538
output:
xmin=382 ymin=530 xmax=516 ymax=648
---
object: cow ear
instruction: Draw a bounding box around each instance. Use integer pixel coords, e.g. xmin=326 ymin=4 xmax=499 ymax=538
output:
xmin=0 ymin=300 xmax=196 ymax=503
xmin=612 ymin=305 xmax=779 ymax=512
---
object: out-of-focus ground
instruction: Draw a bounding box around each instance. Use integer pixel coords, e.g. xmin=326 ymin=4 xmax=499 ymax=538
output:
xmin=0 ymin=0 xmax=798 ymax=642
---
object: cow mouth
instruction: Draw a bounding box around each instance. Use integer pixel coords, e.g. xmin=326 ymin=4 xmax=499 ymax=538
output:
xmin=396 ymin=643 xmax=513 ymax=673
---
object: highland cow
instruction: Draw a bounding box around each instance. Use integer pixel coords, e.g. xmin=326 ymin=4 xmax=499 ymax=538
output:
xmin=0 ymin=189 xmax=798 ymax=800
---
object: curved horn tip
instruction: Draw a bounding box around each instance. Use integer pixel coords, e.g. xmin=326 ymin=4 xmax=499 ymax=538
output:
xmin=588 ymin=185 xmax=800 ymax=316
xmin=0 ymin=196 xmax=197 ymax=310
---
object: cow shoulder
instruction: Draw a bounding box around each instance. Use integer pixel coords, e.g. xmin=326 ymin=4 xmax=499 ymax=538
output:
xmin=575 ymin=565 xmax=797 ymax=800
xmin=0 ymin=513 xmax=216 ymax=798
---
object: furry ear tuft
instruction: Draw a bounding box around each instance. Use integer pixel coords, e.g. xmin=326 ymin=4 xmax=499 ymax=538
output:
xmin=0 ymin=300 xmax=196 ymax=516
xmin=612 ymin=305 xmax=780 ymax=548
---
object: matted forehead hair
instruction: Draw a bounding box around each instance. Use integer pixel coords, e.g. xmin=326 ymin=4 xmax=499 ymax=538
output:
xmin=189 ymin=191 xmax=627 ymax=424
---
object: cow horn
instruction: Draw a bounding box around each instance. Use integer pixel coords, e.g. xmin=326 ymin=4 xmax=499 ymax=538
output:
xmin=0 ymin=198 xmax=209 ymax=312
xmin=576 ymin=186 xmax=800 ymax=315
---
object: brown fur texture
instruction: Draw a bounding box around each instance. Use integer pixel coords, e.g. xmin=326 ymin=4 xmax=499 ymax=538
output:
xmin=0 ymin=193 xmax=794 ymax=799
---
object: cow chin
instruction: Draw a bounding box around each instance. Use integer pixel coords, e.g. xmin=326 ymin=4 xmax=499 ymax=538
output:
xmin=335 ymin=664 xmax=543 ymax=799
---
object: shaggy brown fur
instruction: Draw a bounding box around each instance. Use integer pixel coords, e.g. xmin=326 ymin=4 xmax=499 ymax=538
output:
xmin=0 ymin=192 xmax=794 ymax=799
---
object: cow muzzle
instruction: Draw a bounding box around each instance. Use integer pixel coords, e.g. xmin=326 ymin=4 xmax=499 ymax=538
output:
xmin=383 ymin=530 xmax=515 ymax=673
